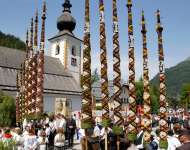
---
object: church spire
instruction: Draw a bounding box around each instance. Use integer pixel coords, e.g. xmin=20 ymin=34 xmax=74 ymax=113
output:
xmin=63 ymin=0 xmax=72 ymax=13
xmin=57 ymin=0 xmax=76 ymax=33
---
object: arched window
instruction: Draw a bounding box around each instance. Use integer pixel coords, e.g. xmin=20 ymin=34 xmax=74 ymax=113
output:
xmin=55 ymin=44 xmax=60 ymax=55
xmin=71 ymin=45 xmax=76 ymax=56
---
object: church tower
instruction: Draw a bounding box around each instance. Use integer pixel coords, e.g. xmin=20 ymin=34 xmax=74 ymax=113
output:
xmin=49 ymin=0 xmax=82 ymax=84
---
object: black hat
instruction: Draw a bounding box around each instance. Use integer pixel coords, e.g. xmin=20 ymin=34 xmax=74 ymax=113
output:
xmin=168 ymin=130 xmax=174 ymax=136
xmin=179 ymin=130 xmax=190 ymax=137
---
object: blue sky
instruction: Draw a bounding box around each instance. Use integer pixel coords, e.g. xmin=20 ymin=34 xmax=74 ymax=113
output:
xmin=0 ymin=0 xmax=190 ymax=81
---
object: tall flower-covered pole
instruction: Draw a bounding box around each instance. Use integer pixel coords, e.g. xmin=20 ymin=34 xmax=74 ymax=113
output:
xmin=16 ymin=72 xmax=20 ymax=124
xmin=81 ymin=0 xmax=93 ymax=129
xmin=25 ymin=30 xmax=29 ymax=59
xmin=112 ymin=0 xmax=123 ymax=127
xmin=17 ymin=63 xmax=25 ymax=122
xmin=126 ymin=0 xmax=137 ymax=141
xmin=19 ymin=30 xmax=29 ymax=119
xmin=24 ymin=30 xmax=29 ymax=116
xmin=99 ymin=1 xmax=110 ymax=149
xmin=30 ymin=10 xmax=39 ymax=114
xmin=156 ymin=10 xmax=168 ymax=149
xmin=27 ymin=18 xmax=34 ymax=115
xmin=21 ymin=63 xmax=26 ymax=120
xmin=99 ymin=0 xmax=110 ymax=126
xmin=37 ymin=2 xmax=46 ymax=114
xmin=31 ymin=54 xmax=37 ymax=114
xmin=34 ymin=10 xmax=38 ymax=52
xmin=141 ymin=11 xmax=151 ymax=144
xmin=30 ymin=14 xmax=38 ymax=114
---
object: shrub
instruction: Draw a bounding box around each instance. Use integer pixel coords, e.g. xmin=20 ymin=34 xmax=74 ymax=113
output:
xmin=0 ymin=91 xmax=16 ymax=127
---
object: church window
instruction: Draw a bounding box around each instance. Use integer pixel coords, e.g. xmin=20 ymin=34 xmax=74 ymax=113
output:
xmin=71 ymin=58 xmax=77 ymax=66
xmin=71 ymin=45 xmax=76 ymax=56
xmin=55 ymin=44 xmax=60 ymax=55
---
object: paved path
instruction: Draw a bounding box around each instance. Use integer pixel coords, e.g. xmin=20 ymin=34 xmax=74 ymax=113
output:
xmin=67 ymin=140 xmax=81 ymax=150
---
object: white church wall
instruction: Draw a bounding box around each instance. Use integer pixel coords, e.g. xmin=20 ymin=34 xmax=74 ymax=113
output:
xmin=65 ymin=35 xmax=82 ymax=84
xmin=49 ymin=34 xmax=82 ymax=85
xmin=50 ymin=38 xmax=66 ymax=67
xmin=43 ymin=93 xmax=81 ymax=113
xmin=1 ymin=90 xmax=81 ymax=115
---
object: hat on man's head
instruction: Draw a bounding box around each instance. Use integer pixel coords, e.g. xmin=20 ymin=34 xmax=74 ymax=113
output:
xmin=168 ymin=130 xmax=174 ymax=136
xmin=179 ymin=130 xmax=190 ymax=137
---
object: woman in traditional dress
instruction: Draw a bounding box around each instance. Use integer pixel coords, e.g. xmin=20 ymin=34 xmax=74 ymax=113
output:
xmin=54 ymin=128 xmax=65 ymax=150
xmin=2 ymin=128 xmax=13 ymax=146
xmin=24 ymin=128 xmax=38 ymax=150
xmin=37 ymin=130 xmax=48 ymax=150
xmin=14 ymin=128 xmax=24 ymax=150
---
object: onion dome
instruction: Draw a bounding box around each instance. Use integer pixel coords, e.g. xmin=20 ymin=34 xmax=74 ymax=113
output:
xmin=57 ymin=0 xmax=76 ymax=33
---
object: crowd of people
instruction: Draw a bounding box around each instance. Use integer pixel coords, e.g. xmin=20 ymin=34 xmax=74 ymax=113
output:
xmin=0 ymin=114 xmax=77 ymax=150
xmin=0 ymin=112 xmax=190 ymax=150
xmin=79 ymin=122 xmax=190 ymax=150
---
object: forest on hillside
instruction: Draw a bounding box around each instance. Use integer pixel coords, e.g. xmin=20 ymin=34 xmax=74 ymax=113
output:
xmin=0 ymin=31 xmax=26 ymax=50
xmin=151 ymin=59 xmax=190 ymax=99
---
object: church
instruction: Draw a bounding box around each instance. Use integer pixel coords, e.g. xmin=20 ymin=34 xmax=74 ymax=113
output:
xmin=0 ymin=0 xmax=82 ymax=113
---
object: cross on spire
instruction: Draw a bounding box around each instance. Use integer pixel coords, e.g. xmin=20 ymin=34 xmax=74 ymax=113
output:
xmin=63 ymin=0 xmax=72 ymax=13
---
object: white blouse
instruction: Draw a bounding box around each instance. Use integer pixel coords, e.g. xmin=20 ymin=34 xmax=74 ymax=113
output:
xmin=54 ymin=133 xmax=65 ymax=147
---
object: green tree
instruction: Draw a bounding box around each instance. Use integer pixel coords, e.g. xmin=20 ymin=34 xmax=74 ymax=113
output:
xmin=0 ymin=91 xmax=16 ymax=127
xmin=135 ymin=78 xmax=143 ymax=105
xmin=150 ymin=85 xmax=159 ymax=114
xmin=179 ymin=83 xmax=190 ymax=111
xmin=135 ymin=79 xmax=159 ymax=114
xmin=167 ymin=96 xmax=179 ymax=110
xmin=91 ymin=68 xmax=100 ymax=84
xmin=0 ymin=31 xmax=26 ymax=50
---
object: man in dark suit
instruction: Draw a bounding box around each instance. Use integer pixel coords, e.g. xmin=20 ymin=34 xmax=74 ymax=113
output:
xmin=66 ymin=117 xmax=76 ymax=147
xmin=135 ymin=127 xmax=145 ymax=150
xmin=176 ymin=130 xmax=190 ymax=150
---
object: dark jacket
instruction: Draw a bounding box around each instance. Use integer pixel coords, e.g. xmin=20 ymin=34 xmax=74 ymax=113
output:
xmin=66 ymin=118 xmax=76 ymax=136
xmin=176 ymin=142 xmax=190 ymax=150
xmin=135 ymin=131 xmax=144 ymax=146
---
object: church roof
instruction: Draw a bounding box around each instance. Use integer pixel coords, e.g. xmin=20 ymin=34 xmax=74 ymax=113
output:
xmin=48 ymin=30 xmax=82 ymax=42
xmin=0 ymin=46 xmax=81 ymax=95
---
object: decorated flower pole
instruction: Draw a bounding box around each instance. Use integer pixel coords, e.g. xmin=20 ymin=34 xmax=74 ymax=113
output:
xmin=32 ymin=10 xmax=38 ymax=114
xmin=99 ymin=0 xmax=110 ymax=149
xmin=99 ymin=0 xmax=110 ymax=126
xmin=21 ymin=63 xmax=26 ymax=121
xmin=112 ymin=0 xmax=123 ymax=127
xmin=24 ymin=30 xmax=29 ymax=116
xmin=112 ymin=0 xmax=123 ymax=149
xmin=30 ymin=14 xmax=38 ymax=115
xmin=156 ymin=10 xmax=168 ymax=149
xmin=81 ymin=1 xmax=93 ymax=148
xmin=31 ymin=54 xmax=37 ymax=114
xmin=17 ymin=63 xmax=25 ymax=122
xmin=37 ymin=2 xmax=46 ymax=115
xmin=141 ymin=11 xmax=152 ymax=144
xmin=16 ymin=72 xmax=20 ymax=124
xmin=126 ymin=0 xmax=137 ymax=141
xmin=27 ymin=18 xmax=34 ymax=115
